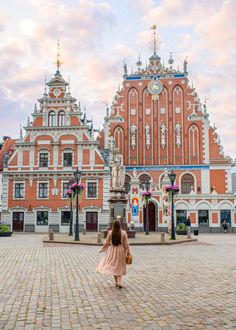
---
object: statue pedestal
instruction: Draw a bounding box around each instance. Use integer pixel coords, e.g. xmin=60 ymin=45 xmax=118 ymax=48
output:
xmin=103 ymin=187 xmax=136 ymax=239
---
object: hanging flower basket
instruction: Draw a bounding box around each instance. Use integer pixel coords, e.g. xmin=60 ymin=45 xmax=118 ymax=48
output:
xmin=165 ymin=184 xmax=180 ymax=194
xmin=66 ymin=189 xmax=73 ymax=199
xmin=69 ymin=183 xmax=85 ymax=198
xmin=142 ymin=191 xmax=152 ymax=205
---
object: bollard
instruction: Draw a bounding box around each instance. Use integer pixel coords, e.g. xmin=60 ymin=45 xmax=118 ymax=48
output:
xmin=49 ymin=229 xmax=54 ymax=241
xmin=160 ymin=232 xmax=165 ymax=243
xmin=97 ymin=232 xmax=102 ymax=244
xmin=187 ymin=229 xmax=191 ymax=239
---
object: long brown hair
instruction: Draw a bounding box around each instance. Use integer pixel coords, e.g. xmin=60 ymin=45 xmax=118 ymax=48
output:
xmin=111 ymin=219 xmax=122 ymax=246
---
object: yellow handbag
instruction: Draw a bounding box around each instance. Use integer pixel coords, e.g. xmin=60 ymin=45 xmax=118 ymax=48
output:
xmin=126 ymin=253 xmax=132 ymax=265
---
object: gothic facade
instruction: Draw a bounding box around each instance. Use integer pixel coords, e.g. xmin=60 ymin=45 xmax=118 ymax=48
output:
xmin=105 ymin=50 xmax=236 ymax=232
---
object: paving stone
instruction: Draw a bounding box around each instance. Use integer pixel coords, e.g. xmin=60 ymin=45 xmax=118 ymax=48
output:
xmin=0 ymin=234 xmax=236 ymax=329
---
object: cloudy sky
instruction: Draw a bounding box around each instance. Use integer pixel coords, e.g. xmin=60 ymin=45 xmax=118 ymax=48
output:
xmin=0 ymin=0 xmax=235 ymax=158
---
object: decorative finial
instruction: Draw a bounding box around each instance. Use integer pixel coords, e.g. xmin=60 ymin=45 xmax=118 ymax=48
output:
xmin=27 ymin=116 xmax=30 ymax=126
xmin=183 ymin=56 xmax=188 ymax=73
xmin=55 ymin=39 xmax=63 ymax=76
xmin=19 ymin=125 xmax=23 ymax=141
xmin=151 ymin=25 xmax=157 ymax=55
xmin=136 ymin=54 xmax=142 ymax=71
xmin=168 ymin=52 xmax=174 ymax=69
xmin=44 ymin=76 xmax=47 ymax=95
xmin=68 ymin=75 xmax=71 ymax=94
xmin=123 ymin=60 xmax=127 ymax=76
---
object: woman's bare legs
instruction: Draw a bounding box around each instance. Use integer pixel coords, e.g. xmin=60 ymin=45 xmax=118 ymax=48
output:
xmin=117 ymin=276 xmax=122 ymax=288
xmin=114 ymin=275 xmax=118 ymax=286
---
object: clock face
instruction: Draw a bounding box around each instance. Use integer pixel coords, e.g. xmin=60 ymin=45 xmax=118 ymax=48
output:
xmin=53 ymin=88 xmax=61 ymax=97
xmin=147 ymin=80 xmax=163 ymax=95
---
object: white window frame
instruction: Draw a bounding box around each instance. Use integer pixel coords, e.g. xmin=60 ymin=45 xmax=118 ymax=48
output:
xmin=62 ymin=149 xmax=74 ymax=168
xmin=13 ymin=181 xmax=25 ymax=199
xmin=86 ymin=180 xmax=98 ymax=199
xmin=37 ymin=181 xmax=49 ymax=199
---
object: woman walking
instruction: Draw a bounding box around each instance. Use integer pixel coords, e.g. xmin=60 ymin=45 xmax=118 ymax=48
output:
xmin=96 ymin=219 xmax=131 ymax=289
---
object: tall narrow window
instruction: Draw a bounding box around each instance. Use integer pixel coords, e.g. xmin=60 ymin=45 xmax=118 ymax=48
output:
xmin=87 ymin=182 xmax=97 ymax=198
xmin=181 ymin=174 xmax=194 ymax=194
xmin=39 ymin=153 xmax=48 ymax=167
xmin=14 ymin=183 xmax=24 ymax=198
xmin=62 ymin=182 xmax=69 ymax=198
xmin=58 ymin=111 xmax=65 ymax=126
xmin=63 ymin=152 xmax=73 ymax=167
xmin=38 ymin=183 xmax=48 ymax=198
xmin=48 ymin=111 xmax=56 ymax=126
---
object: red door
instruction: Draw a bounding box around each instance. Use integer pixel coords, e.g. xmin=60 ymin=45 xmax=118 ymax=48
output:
xmin=13 ymin=212 xmax=24 ymax=231
xmin=86 ymin=212 xmax=98 ymax=231
xmin=143 ymin=202 xmax=156 ymax=231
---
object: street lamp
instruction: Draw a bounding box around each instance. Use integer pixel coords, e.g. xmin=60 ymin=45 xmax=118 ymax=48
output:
xmin=168 ymin=170 xmax=176 ymax=240
xmin=144 ymin=180 xmax=150 ymax=235
xmin=74 ymin=168 xmax=81 ymax=241
xmin=68 ymin=179 xmax=74 ymax=236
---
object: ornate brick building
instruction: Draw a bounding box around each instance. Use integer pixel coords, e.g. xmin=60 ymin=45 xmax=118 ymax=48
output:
xmin=1 ymin=67 xmax=110 ymax=232
xmin=105 ymin=34 xmax=236 ymax=232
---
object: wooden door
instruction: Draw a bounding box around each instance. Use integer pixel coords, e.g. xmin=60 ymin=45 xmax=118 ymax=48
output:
xmin=13 ymin=212 xmax=24 ymax=231
xmin=143 ymin=202 xmax=156 ymax=232
xmin=86 ymin=212 xmax=98 ymax=231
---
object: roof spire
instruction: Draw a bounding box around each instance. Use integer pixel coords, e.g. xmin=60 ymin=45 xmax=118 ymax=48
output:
xmin=55 ymin=39 xmax=63 ymax=76
xmin=136 ymin=53 xmax=142 ymax=72
xmin=151 ymin=25 xmax=157 ymax=55
xmin=68 ymin=75 xmax=71 ymax=94
xmin=19 ymin=125 xmax=23 ymax=141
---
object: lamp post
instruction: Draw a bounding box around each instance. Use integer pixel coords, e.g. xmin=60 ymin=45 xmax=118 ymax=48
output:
xmin=168 ymin=170 xmax=176 ymax=240
xmin=68 ymin=179 xmax=74 ymax=236
xmin=144 ymin=180 xmax=150 ymax=235
xmin=74 ymin=168 xmax=81 ymax=241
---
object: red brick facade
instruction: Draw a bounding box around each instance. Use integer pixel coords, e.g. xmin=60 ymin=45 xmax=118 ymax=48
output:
xmin=1 ymin=70 xmax=110 ymax=232
xmin=106 ymin=51 xmax=236 ymax=232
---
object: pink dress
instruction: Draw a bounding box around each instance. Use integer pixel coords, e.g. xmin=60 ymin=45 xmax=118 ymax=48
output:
xmin=96 ymin=230 xmax=130 ymax=276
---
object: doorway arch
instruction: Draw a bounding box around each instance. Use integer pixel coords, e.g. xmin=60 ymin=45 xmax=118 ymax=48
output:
xmin=143 ymin=200 xmax=158 ymax=232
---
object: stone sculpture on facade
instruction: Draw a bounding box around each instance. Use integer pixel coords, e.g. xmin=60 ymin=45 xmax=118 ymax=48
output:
xmin=175 ymin=122 xmax=181 ymax=148
xmin=160 ymin=122 xmax=166 ymax=149
xmin=111 ymin=148 xmax=125 ymax=188
xmin=145 ymin=123 xmax=151 ymax=150
xmin=130 ymin=124 xmax=137 ymax=150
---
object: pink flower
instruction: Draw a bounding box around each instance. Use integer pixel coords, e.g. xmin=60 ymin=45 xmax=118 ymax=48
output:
xmin=165 ymin=184 xmax=180 ymax=193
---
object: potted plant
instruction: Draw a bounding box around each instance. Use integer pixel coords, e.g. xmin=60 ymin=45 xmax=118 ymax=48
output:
xmin=176 ymin=223 xmax=188 ymax=235
xmin=0 ymin=221 xmax=13 ymax=237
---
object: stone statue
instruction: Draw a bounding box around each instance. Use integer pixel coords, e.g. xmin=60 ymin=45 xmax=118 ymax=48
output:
xmin=175 ymin=122 xmax=181 ymax=148
xmin=130 ymin=124 xmax=137 ymax=150
xmin=132 ymin=168 xmax=138 ymax=179
xmin=160 ymin=122 xmax=166 ymax=149
xmin=183 ymin=58 xmax=188 ymax=72
xmin=3 ymin=153 xmax=9 ymax=168
xmin=111 ymin=148 xmax=125 ymax=188
xmin=145 ymin=123 xmax=151 ymax=149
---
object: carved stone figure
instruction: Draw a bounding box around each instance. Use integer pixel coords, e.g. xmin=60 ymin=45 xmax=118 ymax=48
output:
xmin=3 ymin=153 xmax=9 ymax=168
xmin=130 ymin=124 xmax=137 ymax=150
xmin=175 ymin=122 xmax=181 ymax=148
xmin=160 ymin=122 xmax=166 ymax=149
xmin=111 ymin=148 xmax=125 ymax=188
xmin=132 ymin=168 xmax=138 ymax=180
xmin=145 ymin=123 xmax=151 ymax=149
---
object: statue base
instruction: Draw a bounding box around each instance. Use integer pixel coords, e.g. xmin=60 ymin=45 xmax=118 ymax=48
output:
xmin=103 ymin=187 xmax=136 ymax=239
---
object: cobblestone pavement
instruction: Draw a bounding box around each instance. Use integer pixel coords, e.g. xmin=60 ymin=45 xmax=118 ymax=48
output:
xmin=0 ymin=234 xmax=236 ymax=330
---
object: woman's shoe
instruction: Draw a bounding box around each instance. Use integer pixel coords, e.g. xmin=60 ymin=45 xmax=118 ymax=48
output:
xmin=118 ymin=285 xmax=123 ymax=289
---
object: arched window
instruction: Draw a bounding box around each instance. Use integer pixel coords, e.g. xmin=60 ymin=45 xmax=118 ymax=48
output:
xmin=48 ymin=111 xmax=56 ymax=126
xmin=139 ymin=174 xmax=151 ymax=189
xmin=58 ymin=111 xmax=66 ymax=126
xmin=181 ymin=174 xmax=194 ymax=194
xmin=124 ymin=175 xmax=131 ymax=194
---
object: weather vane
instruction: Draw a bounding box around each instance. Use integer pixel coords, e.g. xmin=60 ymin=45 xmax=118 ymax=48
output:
xmin=151 ymin=25 xmax=157 ymax=55
xmin=55 ymin=39 xmax=63 ymax=73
